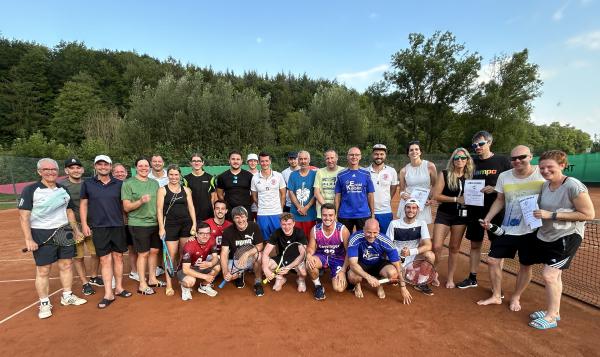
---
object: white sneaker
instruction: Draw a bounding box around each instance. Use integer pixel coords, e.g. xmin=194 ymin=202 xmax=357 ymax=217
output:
xmin=181 ymin=287 xmax=192 ymax=301
xmin=197 ymin=284 xmax=218 ymax=297
xmin=297 ymin=278 xmax=307 ymax=293
xmin=128 ymin=271 xmax=140 ymax=281
xmin=60 ymin=293 xmax=87 ymax=306
xmin=38 ymin=303 xmax=53 ymax=319
xmin=156 ymin=266 xmax=165 ymax=276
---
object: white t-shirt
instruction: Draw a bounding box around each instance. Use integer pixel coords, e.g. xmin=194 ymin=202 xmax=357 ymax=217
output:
xmin=148 ymin=169 xmax=168 ymax=187
xmin=385 ymin=218 xmax=430 ymax=265
xmin=251 ymin=170 xmax=286 ymax=216
xmin=366 ymin=164 xmax=398 ymax=214
xmin=281 ymin=166 xmax=299 ymax=208
xmin=495 ymin=166 xmax=545 ymax=236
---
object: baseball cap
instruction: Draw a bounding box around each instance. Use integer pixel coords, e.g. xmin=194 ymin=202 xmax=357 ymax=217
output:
xmin=94 ymin=155 xmax=112 ymax=164
xmin=246 ymin=153 xmax=258 ymax=162
xmin=287 ymin=151 xmax=298 ymax=159
xmin=64 ymin=157 xmax=82 ymax=168
xmin=372 ymin=144 xmax=387 ymax=151
xmin=404 ymin=198 xmax=421 ymax=209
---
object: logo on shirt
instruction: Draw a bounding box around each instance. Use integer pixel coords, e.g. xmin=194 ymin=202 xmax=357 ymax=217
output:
xmin=346 ymin=180 xmax=363 ymax=193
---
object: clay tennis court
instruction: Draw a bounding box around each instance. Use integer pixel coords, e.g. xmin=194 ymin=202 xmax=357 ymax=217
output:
xmin=1 ymin=189 xmax=599 ymax=356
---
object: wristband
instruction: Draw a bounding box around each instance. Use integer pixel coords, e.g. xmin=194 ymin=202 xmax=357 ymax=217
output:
xmin=409 ymin=248 xmax=419 ymax=256
xmin=453 ymin=197 xmax=457 ymax=203
xmin=551 ymin=212 xmax=558 ymax=221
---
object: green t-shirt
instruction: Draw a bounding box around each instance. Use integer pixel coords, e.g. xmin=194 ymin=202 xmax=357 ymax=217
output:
xmin=61 ymin=179 xmax=82 ymax=222
xmin=121 ymin=176 xmax=159 ymax=227
xmin=314 ymin=166 xmax=344 ymax=218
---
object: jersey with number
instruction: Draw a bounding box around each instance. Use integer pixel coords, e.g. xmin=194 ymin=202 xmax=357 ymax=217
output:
xmin=179 ymin=238 xmax=217 ymax=270
xmin=347 ymin=231 xmax=399 ymax=265
xmin=205 ymin=218 xmax=233 ymax=252
xmin=313 ymin=222 xmax=345 ymax=260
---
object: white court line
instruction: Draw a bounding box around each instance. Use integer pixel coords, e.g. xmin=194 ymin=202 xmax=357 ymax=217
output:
xmin=0 ymin=288 xmax=63 ymax=325
xmin=0 ymin=273 xmax=130 ymax=284
xmin=0 ymin=258 xmax=33 ymax=262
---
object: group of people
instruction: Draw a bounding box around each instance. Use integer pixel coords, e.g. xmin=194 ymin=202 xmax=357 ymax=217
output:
xmin=19 ymin=131 xmax=594 ymax=330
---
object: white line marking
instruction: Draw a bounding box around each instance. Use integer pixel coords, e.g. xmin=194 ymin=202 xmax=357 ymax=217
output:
xmin=0 ymin=274 xmax=131 ymax=283
xmin=0 ymin=288 xmax=63 ymax=325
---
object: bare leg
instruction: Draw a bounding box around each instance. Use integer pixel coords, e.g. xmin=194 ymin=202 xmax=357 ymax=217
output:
xmin=477 ymin=257 xmax=503 ymax=305
xmin=99 ymin=254 xmax=114 ymax=299
xmin=510 ymin=264 xmax=532 ymax=311
xmin=147 ymin=248 xmax=160 ymax=285
xmin=165 ymin=241 xmax=179 ymax=293
xmin=113 ymin=252 xmax=124 ymax=293
xmin=57 ymin=259 xmax=74 ymax=291
xmin=128 ymin=245 xmax=138 ymax=274
xmin=72 ymin=257 xmax=89 ymax=284
xmin=137 ymin=251 xmax=149 ymax=290
xmin=432 ymin=223 xmax=450 ymax=287
xmin=347 ymin=270 xmax=363 ymax=298
xmin=35 ymin=265 xmax=52 ymax=299
xmin=469 ymin=241 xmax=482 ymax=275
xmin=446 ymin=225 xmax=467 ymax=288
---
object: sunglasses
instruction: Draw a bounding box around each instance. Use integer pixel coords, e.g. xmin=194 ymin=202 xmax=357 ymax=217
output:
xmin=453 ymin=155 xmax=468 ymax=161
xmin=511 ymin=154 xmax=529 ymax=161
xmin=471 ymin=141 xmax=488 ymax=149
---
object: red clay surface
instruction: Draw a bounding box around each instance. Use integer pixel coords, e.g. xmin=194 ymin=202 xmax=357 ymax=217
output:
xmin=0 ymin=188 xmax=599 ymax=356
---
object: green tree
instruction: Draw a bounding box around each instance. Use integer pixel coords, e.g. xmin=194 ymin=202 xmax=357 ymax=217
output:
xmin=11 ymin=131 xmax=70 ymax=158
xmin=530 ymin=122 xmax=592 ymax=154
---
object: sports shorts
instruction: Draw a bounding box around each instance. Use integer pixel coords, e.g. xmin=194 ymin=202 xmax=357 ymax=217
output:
xmin=164 ymin=220 xmax=193 ymax=241
xmin=129 ymin=226 xmax=160 ymax=253
xmin=358 ymin=260 xmax=392 ymax=278
xmin=75 ymin=235 xmax=96 ymax=259
xmin=488 ymin=231 xmax=537 ymax=265
xmin=529 ymin=233 xmax=582 ymax=270
xmin=31 ymin=228 xmax=75 ymax=266
xmin=314 ymin=253 xmax=344 ymax=278
xmin=92 ymin=226 xmax=128 ymax=257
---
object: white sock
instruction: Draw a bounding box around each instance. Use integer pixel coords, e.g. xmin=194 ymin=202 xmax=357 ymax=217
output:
xmin=62 ymin=290 xmax=72 ymax=299
xmin=312 ymin=278 xmax=321 ymax=286
xmin=40 ymin=297 xmax=50 ymax=304
xmin=182 ymin=286 xmax=191 ymax=293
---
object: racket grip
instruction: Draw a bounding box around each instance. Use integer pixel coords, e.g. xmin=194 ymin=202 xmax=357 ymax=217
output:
xmin=218 ymin=280 xmax=227 ymax=289
xmin=379 ymin=278 xmax=391 ymax=284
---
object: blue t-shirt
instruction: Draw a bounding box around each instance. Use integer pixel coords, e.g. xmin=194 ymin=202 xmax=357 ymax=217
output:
xmin=334 ymin=168 xmax=374 ymax=219
xmin=80 ymin=176 xmax=124 ymax=228
xmin=347 ymin=231 xmax=399 ymax=265
xmin=287 ymin=170 xmax=317 ymax=222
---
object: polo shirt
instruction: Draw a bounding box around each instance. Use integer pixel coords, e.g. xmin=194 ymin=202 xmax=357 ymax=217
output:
xmin=80 ymin=176 xmax=124 ymax=227
xmin=250 ymin=170 xmax=286 ymax=216
xmin=366 ymin=164 xmax=398 ymax=214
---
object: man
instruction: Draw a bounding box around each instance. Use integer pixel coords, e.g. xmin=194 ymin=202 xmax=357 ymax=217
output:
xmin=366 ymin=144 xmax=398 ymax=233
xmin=281 ymin=152 xmax=299 ymax=212
xmin=220 ymin=206 xmax=265 ymax=296
xmin=262 ymin=212 xmax=308 ymax=292
xmin=205 ymin=199 xmax=232 ymax=253
xmin=347 ymin=219 xmax=411 ymax=303
xmin=19 ymin=158 xmax=87 ymax=319
xmin=287 ymin=150 xmax=317 ymax=237
xmin=314 ymin=149 xmax=343 ymax=222
xmin=386 ymin=199 xmax=435 ymax=296
xmin=112 ymin=163 xmax=128 ymax=181
xmin=184 ymin=153 xmax=216 ymax=223
xmin=478 ymin=145 xmax=545 ymax=311
xmin=457 ymin=131 xmax=511 ymax=289
xmin=251 ymin=152 xmax=286 ymax=241
xmin=306 ymin=204 xmax=350 ymax=300
xmin=112 ymin=163 xmax=138 ymax=281
xmin=61 ymin=157 xmax=101 ymax=296
xmin=148 ymin=155 xmax=168 ymax=187
xmin=81 ymin=155 xmax=131 ymax=309
xmin=216 ymin=151 xmax=254 ymax=221
xmin=335 ymin=147 xmax=375 ymax=232
xmin=178 ymin=222 xmax=221 ymax=300
xmin=247 ymin=153 xmax=259 ymax=221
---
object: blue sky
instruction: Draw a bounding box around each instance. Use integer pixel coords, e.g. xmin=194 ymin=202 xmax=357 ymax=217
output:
xmin=1 ymin=0 xmax=599 ymax=137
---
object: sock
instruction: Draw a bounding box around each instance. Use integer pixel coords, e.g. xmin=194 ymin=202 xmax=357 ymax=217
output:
xmin=62 ymin=290 xmax=72 ymax=299
xmin=312 ymin=278 xmax=321 ymax=286
xmin=255 ymin=278 xmax=261 ymax=284
xmin=40 ymin=297 xmax=50 ymax=305
xmin=469 ymin=273 xmax=477 ymax=281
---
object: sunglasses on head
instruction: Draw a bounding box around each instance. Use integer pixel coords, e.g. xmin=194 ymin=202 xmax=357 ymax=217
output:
xmin=453 ymin=155 xmax=468 ymax=161
xmin=511 ymin=154 xmax=529 ymax=161
xmin=471 ymin=141 xmax=488 ymax=149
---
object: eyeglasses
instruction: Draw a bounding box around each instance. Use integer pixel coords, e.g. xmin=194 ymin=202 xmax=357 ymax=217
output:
xmin=191 ymin=159 xmax=203 ymax=163
xmin=453 ymin=155 xmax=468 ymax=161
xmin=197 ymin=232 xmax=211 ymax=236
xmin=471 ymin=141 xmax=488 ymax=149
xmin=39 ymin=168 xmax=58 ymax=172
xmin=511 ymin=154 xmax=529 ymax=161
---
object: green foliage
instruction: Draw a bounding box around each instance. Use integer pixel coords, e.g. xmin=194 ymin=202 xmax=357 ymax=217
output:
xmin=529 ymin=122 xmax=592 ymax=154
xmin=11 ymin=131 xmax=70 ymax=158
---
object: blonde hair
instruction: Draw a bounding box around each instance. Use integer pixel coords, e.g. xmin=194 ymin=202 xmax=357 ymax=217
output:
xmin=445 ymin=147 xmax=474 ymax=191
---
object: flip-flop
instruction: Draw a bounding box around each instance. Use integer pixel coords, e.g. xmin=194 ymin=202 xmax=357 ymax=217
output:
xmin=530 ymin=310 xmax=560 ymax=321
xmin=137 ymin=287 xmax=155 ymax=295
xmin=115 ymin=290 xmax=133 ymax=298
xmin=148 ymin=280 xmax=166 ymax=288
xmin=529 ymin=317 xmax=558 ymax=330
xmin=97 ymin=298 xmax=115 ymax=309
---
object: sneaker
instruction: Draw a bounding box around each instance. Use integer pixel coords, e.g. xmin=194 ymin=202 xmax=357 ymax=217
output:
xmin=89 ymin=276 xmax=104 ymax=287
xmin=38 ymin=302 xmax=53 ymax=319
xmin=60 ymin=293 xmax=87 ymax=306
xmin=414 ymin=283 xmax=434 ymax=296
xmin=198 ymin=284 xmax=218 ymax=297
xmin=234 ymin=272 xmax=245 ymax=289
xmin=456 ymin=278 xmax=478 ymax=289
xmin=297 ymin=278 xmax=306 ymax=293
xmin=254 ymin=282 xmax=264 ymax=297
xmin=273 ymin=276 xmax=287 ymax=291
xmin=82 ymin=283 xmax=95 ymax=296
xmin=181 ymin=287 xmax=192 ymax=301
xmin=155 ymin=266 xmax=165 ymax=277
xmin=128 ymin=271 xmax=140 ymax=282
xmin=314 ymin=285 xmax=326 ymax=300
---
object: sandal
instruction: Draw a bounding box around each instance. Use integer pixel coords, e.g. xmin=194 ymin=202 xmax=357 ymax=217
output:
xmin=148 ymin=280 xmax=166 ymax=288
xmin=115 ymin=289 xmax=133 ymax=298
xmin=529 ymin=310 xmax=560 ymax=321
xmin=97 ymin=298 xmax=115 ymax=309
xmin=165 ymin=288 xmax=175 ymax=296
xmin=529 ymin=317 xmax=558 ymax=330
xmin=137 ymin=287 xmax=155 ymax=295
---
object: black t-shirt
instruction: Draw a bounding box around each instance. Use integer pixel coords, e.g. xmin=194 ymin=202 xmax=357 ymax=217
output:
xmin=438 ymin=170 xmax=466 ymax=216
xmin=163 ymin=186 xmax=191 ymax=224
xmin=268 ymin=227 xmax=308 ymax=262
xmin=184 ymin=172 xmax=215 ymax=221
xmin=221 ymin=221 xmax=263 ymax=259
xmin=472 ymin=155 xmax=512 ymax=209
xmin=216 ymin=169 xmax=253 ymax=210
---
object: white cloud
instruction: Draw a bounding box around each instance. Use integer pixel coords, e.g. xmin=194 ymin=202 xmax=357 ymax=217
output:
xmin=567 ymin=30 xmax=600 ymax=50
xmin=569 ymin=59 xmax=591 ymax=68
xmin=256 ymin=37 xmax=263 ymax=44
xmin=369 ymin=12 xmax=378 ymax=19
xmin=552 ymin=2 xmax=570 ymax=21
xmin=336 ymin=64 xmax=389 ymax=91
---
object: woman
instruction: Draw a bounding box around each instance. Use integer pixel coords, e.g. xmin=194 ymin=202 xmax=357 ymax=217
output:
xmin=122 ymin=158 xmax=163 ymax=295
xmin=157 ymin=165 xmax=197 ymax=296
xmin=398 ymin=141 xmax=437 ymax=226
xmin=530 ymin=150 xmax=594 ymax=329
xmin=432 ymin=147 xmax=474 ymax=288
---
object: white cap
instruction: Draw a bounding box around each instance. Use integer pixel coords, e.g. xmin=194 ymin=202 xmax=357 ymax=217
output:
xmin=94 ymin=155 xmax=112 ymax=164
xmin=372 ymin=144 xmax=387 ymax=151
xmin=246 ymin=153 xmax=258 ymax=162
xmin=404 ymin=198 xmax=421 ymax=209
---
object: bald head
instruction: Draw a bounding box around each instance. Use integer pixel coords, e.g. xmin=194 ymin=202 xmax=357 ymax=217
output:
xmin=363 ymin=218 xmax=380 ymax=242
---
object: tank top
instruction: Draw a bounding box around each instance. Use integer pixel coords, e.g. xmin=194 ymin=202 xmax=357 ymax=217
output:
xmin=313 ymin=222 xmax=345 ymax=260
xmin=437 ymin=170 xmax=466 ymax=216
xmin=164 ymin=185 xmax=191 ymax=223
xmin=398 ymin=160 xmax=432 ymax=224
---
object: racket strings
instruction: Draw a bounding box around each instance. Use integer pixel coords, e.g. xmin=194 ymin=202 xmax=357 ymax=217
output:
xmin=52 ymin=226 xmax=76 ymax=246
xmin=404 ymin=260 xmax=435 ymax=285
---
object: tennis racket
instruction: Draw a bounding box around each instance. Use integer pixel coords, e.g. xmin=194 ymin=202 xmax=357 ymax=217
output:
xmin=218 ymin=244 xmax=259 ymax=288
xmin=262 ymin=242 xmax=306 ymax=284
xmin=160 ymin=235 xmax=176 ymax=278
xmin=379 ymin=258 xmax=436 ymax=286
xmin=22 ymin=225 xmax=77 ymax=253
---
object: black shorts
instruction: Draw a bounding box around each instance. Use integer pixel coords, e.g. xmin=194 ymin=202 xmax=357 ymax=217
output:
xmin=125 ymin=225 xmax=133 ymax=246
xmin=528 ymin=233 xmax=582 ymax=270
xmin=91 ymin=226 xmax=128 ymax=257
xmin=465 ymin=209 xmax=504 ymax=242
xmin=488 ymin=231 xmax=537 ymax=265
xmin=165 ymin=220 xmax=193 ymax=241
xmin=359 ymin=260 xmax=392 ymax=277
xmin=339 ymin=217 xmax=368 ymax=233
xmin=31 ymin=228 xmax=75 ymax=266
xmin=434 ymin=210 xmax=469 ymax=226
xmin=129 ymin=226 xmax=161 ymax=253
xmin=177 ymin=266 xmax=212 ymax=281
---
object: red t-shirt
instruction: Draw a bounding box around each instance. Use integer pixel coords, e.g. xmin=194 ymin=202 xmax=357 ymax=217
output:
xmin=179 ymin=238 xmax=217 ymax=270
xmin=205 ymin=218 xmax=233 ymax=252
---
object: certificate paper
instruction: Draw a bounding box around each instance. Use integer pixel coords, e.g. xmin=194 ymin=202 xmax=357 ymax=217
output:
xmin=464 ymin=179 xmax=485 ymax=206
xmin=519 ymin=194 xmax=543 ymax=229
xmin=409 ymin=187 xmax=430 ymax=211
